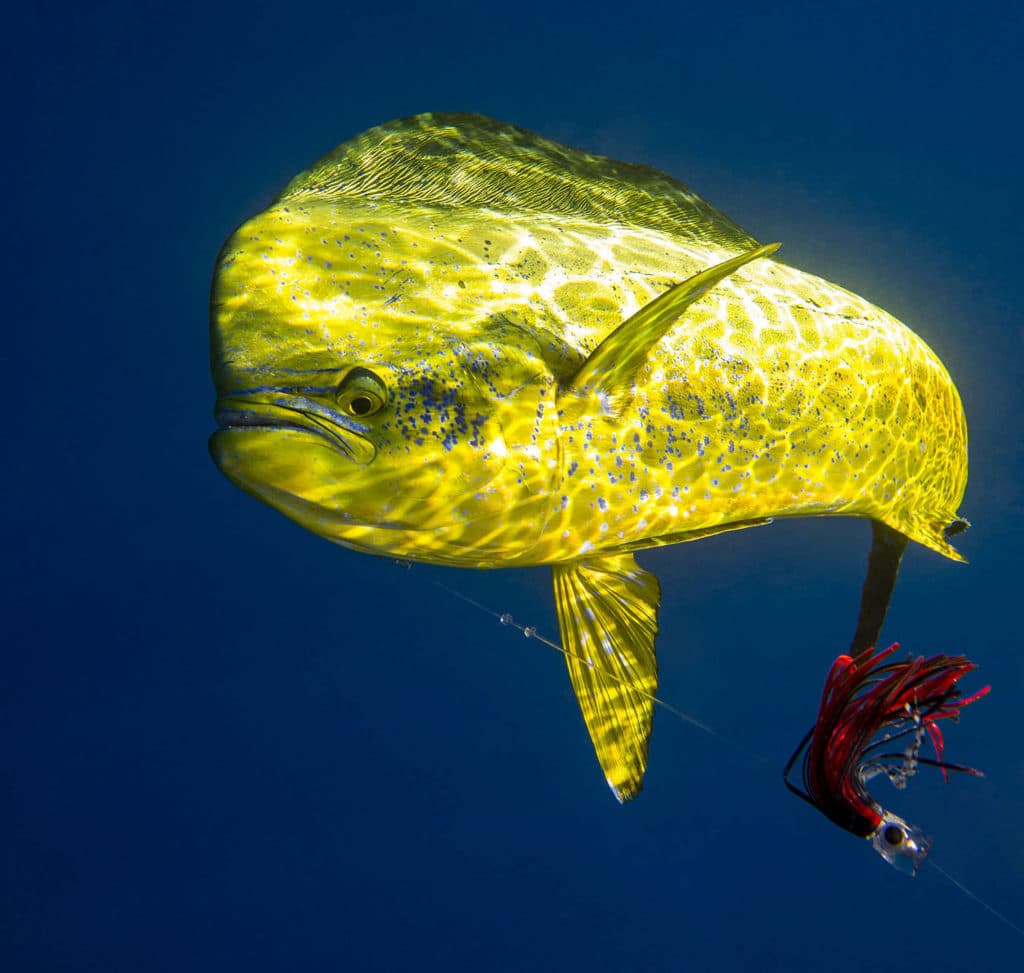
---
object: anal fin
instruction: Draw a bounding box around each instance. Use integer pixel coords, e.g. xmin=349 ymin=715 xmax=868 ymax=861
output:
xmin=552 ymin=554 xmax=661 ymax=802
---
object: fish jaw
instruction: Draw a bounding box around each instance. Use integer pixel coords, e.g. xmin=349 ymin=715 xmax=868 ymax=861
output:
xmin=209 ymin=412 xmax=560 ymax=566
xmin=214 ymin=397 xmax=377 ymax=463
xmin=209 ymin=403 xmax=408 ymax=535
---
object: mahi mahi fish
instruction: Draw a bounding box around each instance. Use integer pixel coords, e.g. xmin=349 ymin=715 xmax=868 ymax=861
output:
xmin=210 ymin=113 xmax=968 ymax=801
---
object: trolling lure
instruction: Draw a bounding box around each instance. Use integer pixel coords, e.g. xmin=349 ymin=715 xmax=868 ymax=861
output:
xmin=784 ymin=643 xmax=989 ymax=873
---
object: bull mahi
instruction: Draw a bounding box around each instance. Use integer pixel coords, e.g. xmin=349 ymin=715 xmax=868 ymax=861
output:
xmin=209 ymin=113 xmax=967 ymax=801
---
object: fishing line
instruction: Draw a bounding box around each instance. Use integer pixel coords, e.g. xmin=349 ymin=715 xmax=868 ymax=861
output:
xmin=395 ymin=558 xmax=1024 ymax=940
xmin=421 ymin=570 xmax=753 ymax=757
xmin=925 ymin=860 xmax=1024 ymax=940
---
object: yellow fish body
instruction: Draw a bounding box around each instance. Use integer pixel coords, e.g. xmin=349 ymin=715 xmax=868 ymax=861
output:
xmin=210 ymin=113 xmax=967 ymax=800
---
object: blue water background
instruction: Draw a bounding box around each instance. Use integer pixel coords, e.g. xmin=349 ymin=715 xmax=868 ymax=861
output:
xmin=11 ymin=2 xmax=1023 ymax=969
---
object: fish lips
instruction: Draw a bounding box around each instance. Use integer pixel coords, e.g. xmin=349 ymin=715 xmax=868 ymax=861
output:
xmin=211 ymin=397 xmax=377 ymax=466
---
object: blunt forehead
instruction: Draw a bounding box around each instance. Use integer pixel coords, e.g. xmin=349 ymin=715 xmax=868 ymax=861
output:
xmin=213 ymin=199 xmax=574 ymax=388
xmin=217 ymin=200 xmax=504 ymax=325
xmin=215 ymin=211 xmax=452 ymax=363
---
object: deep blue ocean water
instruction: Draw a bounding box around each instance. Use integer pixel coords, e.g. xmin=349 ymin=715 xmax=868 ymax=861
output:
xmin=12 ymin=2 xmax=1023 ymax=969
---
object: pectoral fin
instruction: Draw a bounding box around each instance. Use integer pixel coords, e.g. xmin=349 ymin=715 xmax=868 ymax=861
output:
xmin=552 ymin=554 xmax=661 ymax=802
xmin=566 ymin=242 xmax=780 ymax=398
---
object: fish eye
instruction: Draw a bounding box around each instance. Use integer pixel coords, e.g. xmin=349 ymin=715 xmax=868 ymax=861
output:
xmin=336 ymin=367 xmax=388 ymax=418
xmin=882 ymin=823 xmax=905 ymax=847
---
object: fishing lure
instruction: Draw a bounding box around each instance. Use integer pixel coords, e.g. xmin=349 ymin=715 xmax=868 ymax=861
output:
xmin=784 ymin=643 xmax=989 ymax=873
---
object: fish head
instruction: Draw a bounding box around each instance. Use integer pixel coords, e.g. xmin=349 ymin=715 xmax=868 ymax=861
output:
xmin=209 ymin=202 xmax=562 ymax=565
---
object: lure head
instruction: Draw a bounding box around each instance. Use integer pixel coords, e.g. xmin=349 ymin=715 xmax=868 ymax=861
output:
xmin=869 ymin=810 xmax=932 ymax=874
xmin=209 ymin=202 xmax=561 ymax=566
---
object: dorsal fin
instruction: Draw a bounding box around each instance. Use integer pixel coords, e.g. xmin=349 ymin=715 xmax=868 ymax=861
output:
xmin=276 ymin=113 xmax=761 ymax=251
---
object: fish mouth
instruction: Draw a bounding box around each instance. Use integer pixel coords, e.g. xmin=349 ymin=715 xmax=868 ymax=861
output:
xmin=213 ymin=398 xmax=376 ymax=464
xmin=211 ymin=400 xmax=427 ymax=536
